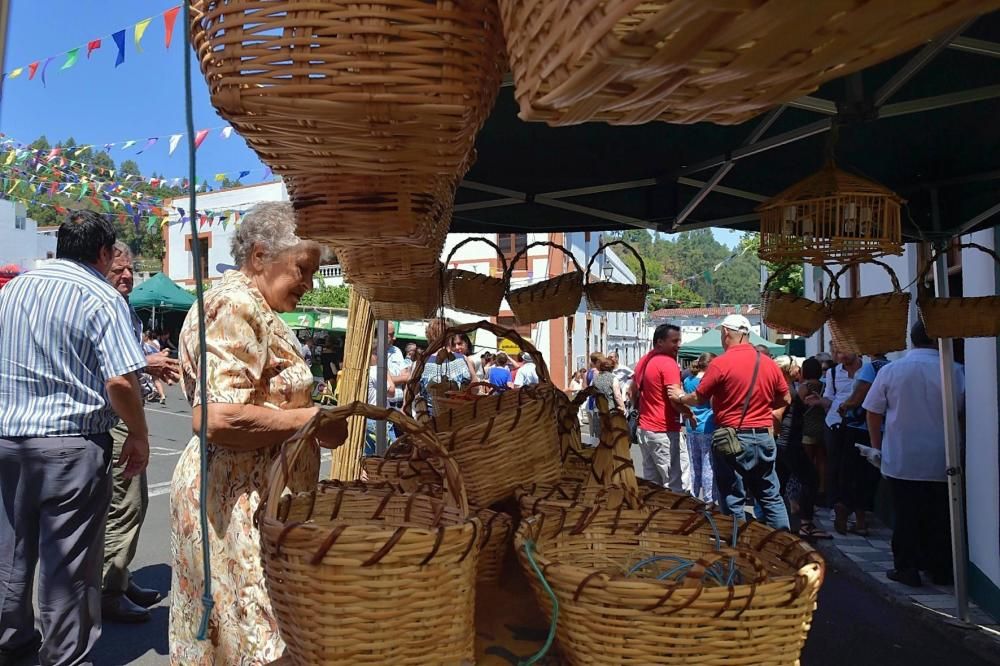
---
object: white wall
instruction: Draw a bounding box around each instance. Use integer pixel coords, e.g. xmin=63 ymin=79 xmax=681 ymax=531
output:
xmin=0 ymin=200 xmax=55 ymax=270
xmin=963 ymin=228 xmax=1000 ymax=592
xmin=164 ymin=182 xmax=288 ymax=284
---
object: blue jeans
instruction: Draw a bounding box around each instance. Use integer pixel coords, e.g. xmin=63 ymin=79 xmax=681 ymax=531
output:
xmin=364 ymin=420 xmax=396 ymax=457
xmin=713 ymin=431 xmax=789 ymax=531
xmin=686 ymin=431 xmax=714 ymax=503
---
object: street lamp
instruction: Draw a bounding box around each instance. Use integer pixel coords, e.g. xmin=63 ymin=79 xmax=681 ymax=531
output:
xmin=602 ymin=261 xmax=614 ymax=281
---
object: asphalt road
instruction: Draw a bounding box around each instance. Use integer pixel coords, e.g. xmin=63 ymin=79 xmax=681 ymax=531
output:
xmin=79 ymin=387 xmax=994 ymax=665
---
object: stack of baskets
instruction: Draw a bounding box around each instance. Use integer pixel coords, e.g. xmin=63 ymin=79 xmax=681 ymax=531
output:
xmin=191 ymin=0 xmax=507 ymax=315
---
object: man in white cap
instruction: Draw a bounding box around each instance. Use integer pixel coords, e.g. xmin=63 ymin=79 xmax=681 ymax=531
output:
xmin=669 ymin=314 xmax=791 ymax=530
xmin=513 ymin=352 xmax=539 ymax=387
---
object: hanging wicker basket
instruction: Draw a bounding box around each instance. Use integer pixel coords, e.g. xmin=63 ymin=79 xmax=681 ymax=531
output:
xmin=761 ymin=264 xmax=836 ymax=337
xmin=405 ymin=320 xmax=563 ymax=507
xmin=442 ymin=237 xmax=509 ymax=317
xmin=506 ymin=241 xmax=584 ymax=325
xmin=828 ymin=260 xmax=911 ymax=355
xmin=758 ymin=162 xmax=904 ymax=266
xmin=191 ymin=0 xmax=506 ymax=177
xmin=497 ymin=0 xmax=997 ymax=126
xmin=515 ymin=508 xmax=825 ymax=665
xmin=918 ymin=243 xmax=1000 ymax=339
xmin=584 ymin=241 xmax=649 ymax=312
xmin=258 ymin=403 xmax=480 ymax=665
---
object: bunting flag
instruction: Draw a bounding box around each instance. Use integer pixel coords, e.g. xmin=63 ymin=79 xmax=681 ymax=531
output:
xmin=168 ymin=133 xmax=182 ymax=156
xmin=27 ymin=62 xmax=39 ymax=80
xmin=120 ymin=140 xmax=136 ymax=151
xmin=220 ymin=127 xmax=234 ymax=139
xmin=112 ymin=29 xmax=126 ymax=67
xmin=134 ymin=18 xmax=152 ymax=52
xmin=61 ymin=49 xmax=79 ymax=71
xmin=8 ymin=67 xmax=22 ymax=79
xmin=214 ymin=173 xmax=226 ymax=182
xmin=40 ymin=57 xmax=55 ymax=87
xmin=87 ymin=39 xmax=102 ymax=58
xmin=137 ymin=137 xmax=158 ymax=154
xmin=237 ymin=170 xmax=250 ymax=180
xmin=163 ymin=7 xmax=180 ymax=49
xmin=193 ymin=129 xmax=210 ymax=150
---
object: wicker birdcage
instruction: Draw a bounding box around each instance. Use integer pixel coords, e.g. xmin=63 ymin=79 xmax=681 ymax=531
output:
xmin=761 ymin=264 xmax=836 ymax=337
xmin=498 ymin=0 xmax=1000 ymax=126
xmin=758 ymin=163 xmax=904 ymax=266
xmin=584 ymin=241 xmax=649 ymax=312
xmin=442 ymin=238 xmax=509 ymax=317
xmin=828 ymin=260 xmax=911 ymax=355
xmin=918 ymin=243 xmax=1000 ymax=339
xmin=506 ymin=241 xmax=584 ymax=325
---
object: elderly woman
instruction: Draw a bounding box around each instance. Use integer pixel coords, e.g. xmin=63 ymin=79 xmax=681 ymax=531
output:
xmin=169 ymin=203 xmax=346 ymax=664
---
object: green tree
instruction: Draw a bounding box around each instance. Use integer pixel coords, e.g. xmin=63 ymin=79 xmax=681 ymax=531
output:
xmin=739 ymin=233 xmax=802 ymax=295
xmin=299 ymin=285 xmax=351 ymax=308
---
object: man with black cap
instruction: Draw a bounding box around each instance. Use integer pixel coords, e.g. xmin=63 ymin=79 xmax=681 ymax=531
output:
xmin=669 ymin=314 xmax=791 ymax=529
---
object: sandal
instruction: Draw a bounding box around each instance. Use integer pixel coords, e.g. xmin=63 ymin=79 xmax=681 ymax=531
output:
xmin=799 ymin=522 xmax=833 ymax=540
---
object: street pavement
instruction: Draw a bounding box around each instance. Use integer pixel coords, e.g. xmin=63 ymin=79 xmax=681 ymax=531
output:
xmin=82 ymin=386 xmax=995 ymax=665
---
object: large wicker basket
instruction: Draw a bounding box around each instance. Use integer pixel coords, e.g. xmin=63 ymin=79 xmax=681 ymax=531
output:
xmin=758 ymin=162 xmax=905 ymax=266
xmin=498 ymin=0 xmax=998 ymax=126
xmin=442 ymin=237 xmax=509 ymax=317
xmin=918 ymin=243 xmax=1000 ymax=339
xmin=516 ymin=508 xmax=825 ymax=665
xmin=584 ymin=241 xmax=648 ymax=312
xmin=191 ymin=0 xmax=506 ymax=177
xmin=762 ymin=264 xmax=836 ymax=337
xmin=258 ymin=403 xmax=481 ymax=665
xmin=506 ymin=241 xmax=584 ymax=325
xmin=405 ymin=320 xmax=563 ymax=506
xmin=828 ymin=260 xmax=911 ymax=355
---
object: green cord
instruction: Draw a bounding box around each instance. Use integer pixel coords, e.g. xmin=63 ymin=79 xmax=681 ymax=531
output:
xmin=520 ymin=540 xmax=557 ymax=666
xmin=182 ymin=3 xmax=214 ymax=641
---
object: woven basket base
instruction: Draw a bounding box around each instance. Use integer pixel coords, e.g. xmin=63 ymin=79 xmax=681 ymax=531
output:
xmin=919 ymin=296 xmax=1000 ymax=339
xmin=509 ymin=274 xmax=584 ymax=325
xmin=829 ymin=294 xmax=910 ymax=355
xmin=584 ymin=283 xmax=648 ymax=313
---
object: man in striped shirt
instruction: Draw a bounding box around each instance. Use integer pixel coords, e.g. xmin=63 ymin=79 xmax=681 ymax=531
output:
xmin=0 ymin=211 xmax=150 ymax=666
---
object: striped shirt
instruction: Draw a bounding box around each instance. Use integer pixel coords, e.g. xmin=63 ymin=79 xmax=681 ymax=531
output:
xmin=0 ymin=259 xmax=147 ymax=437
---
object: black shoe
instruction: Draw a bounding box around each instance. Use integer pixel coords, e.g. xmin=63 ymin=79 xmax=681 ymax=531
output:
xmin=102 ymin=594 xmax=151 ymax=623
xmin=125 ymin=581 xmax=163 ymax=608
xmin=887 ymin=568 xmax=922 ymax=587
xmin=0 ymin=631 xmax=42 ymax=666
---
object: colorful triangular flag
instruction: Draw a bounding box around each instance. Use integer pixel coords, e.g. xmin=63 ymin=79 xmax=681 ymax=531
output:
xmin=134 ymin=18 xmax=152 ymax=52
xmin=112 ymin=30 xmax=126 ymax=67
xmin=61 ymin=48 xmax=80 ymax=71
xmin=87 ymin=39 xmax=102 ymax=58
xmin=220 ymin=127 xmax=234 ymax=139
xmin=27 ymin=61 xmax=39 ymax=80
xmin=193 ymin=129 xmax=209 ymax=150
xmin=163 ymin=7 xmax=180 ymax=49
xmin=121 ymin=140 xmax=137 ymax=150
xmin=8 ymin=67 xmax=22 ymax=79
xmin=168 ymin=134 xmax=182 ymax=156
xmin=136 ymin=137 xmax=158 ymax=154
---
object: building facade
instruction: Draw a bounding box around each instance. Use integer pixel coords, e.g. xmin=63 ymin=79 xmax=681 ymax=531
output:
xmin=0 ymin=200 xmax=57 ymax=270
xmin=801 ymin=227 xmax=1000 ymax=621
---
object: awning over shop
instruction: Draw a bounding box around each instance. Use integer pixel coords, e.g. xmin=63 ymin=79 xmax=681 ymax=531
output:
xmin=679 ymin=328 xmax=784 ymax=359
xmin=130 ymin=273 xmax=195 ymax=311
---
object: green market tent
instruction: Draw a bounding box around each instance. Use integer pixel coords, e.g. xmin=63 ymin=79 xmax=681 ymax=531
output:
xmin=679 ymin=328 xmax=783 ymax=359
xmin=130 ymin=273 xmax=195 ymax=311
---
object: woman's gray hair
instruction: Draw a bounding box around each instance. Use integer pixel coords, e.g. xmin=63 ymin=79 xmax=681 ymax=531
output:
xmin=113 ymin=241 xmax=133 ymax=259
xmin=231 ymin=201 xmax=322 ymax=267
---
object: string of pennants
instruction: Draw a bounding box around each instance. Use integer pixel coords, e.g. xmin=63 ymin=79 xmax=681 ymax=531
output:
xmin=2 ymin=6 xmax=181 ymax=89
xmin=670 ymin=241 xmax=755 ymax=289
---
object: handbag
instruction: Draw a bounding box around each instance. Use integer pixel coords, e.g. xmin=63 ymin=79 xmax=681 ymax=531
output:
xmin=711 ymin=351 xmax=761 ymax=457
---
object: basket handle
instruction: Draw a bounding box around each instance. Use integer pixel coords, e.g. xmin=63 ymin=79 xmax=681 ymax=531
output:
xmin=403 ymin=319 xmax=551 ymax=410
xmin=504 ymin=241 xmax=584 ymax=294
xmin=263 ymin=402 xmax=469 ymax=520
xmin=585 ymin=241 xmax=646 ymax=286
xmin=917 ymin=242 xmax=1000 ymax=291
xmin=443 ymin=237 xmax=508 ymax=277
xmin=829 ymin=259 xmax=902 ymax=300
xmin=583 ymin=396 xmax=641 ymax=508
xmin=763 ymin=263 xmax=836 ymax=294
xmin=679 ymin=547 xmax=770 ymax=588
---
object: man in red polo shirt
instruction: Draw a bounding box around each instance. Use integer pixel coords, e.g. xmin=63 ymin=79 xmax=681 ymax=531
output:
xmin=629 ymin=324 xmax=691 ymax=493
xmin=669 ymin=315 xmax=790 ymax=529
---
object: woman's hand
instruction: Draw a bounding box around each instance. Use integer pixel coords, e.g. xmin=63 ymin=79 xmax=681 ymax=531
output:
xmin=315 ymin=415 xmax=349 ymax=449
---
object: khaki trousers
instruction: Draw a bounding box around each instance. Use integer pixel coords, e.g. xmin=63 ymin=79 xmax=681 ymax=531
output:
xmin=102 ymin=421 xmax=149 ymax=594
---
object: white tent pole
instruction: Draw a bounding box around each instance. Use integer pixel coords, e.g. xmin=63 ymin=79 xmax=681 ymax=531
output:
xmin=931 ymin=190 xmax=970 ymax=622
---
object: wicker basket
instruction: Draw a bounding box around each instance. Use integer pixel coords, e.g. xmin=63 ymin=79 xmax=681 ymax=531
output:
xmin=584 ymin=241 xmax=649 ymax=312
xmin=506 ymin=241 xmax=584 ymax=325
xmin=498 ymin=0 xmax=998 ymax=126
xmin=761 ymin=264 xmax=836 ymax=337
xmin=828 ymin=260 xmax=911 ymax=355
xmin=191 ymin=0 xmax=506 ymax=177
xmin=361 ymin=444 xmax=514 ymax=587
xmin=516 ymin=508 xmax=825 ymax=665
xmin=918 ymin=243 xmax=1000 ymax=339
xmin=758 ymin=162 xmax=905 ymax=265
xmin=442 ymin=237 xmax=509 ymax=317
xmin=406 ymin=320 xmax=563 ymax=506
xmin=288 ymin=173 xmax=458 ymax=247
xmin=258 ymin=403 xmax=480 ymax=665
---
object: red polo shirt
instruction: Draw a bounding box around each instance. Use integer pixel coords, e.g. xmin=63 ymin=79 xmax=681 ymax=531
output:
xmin=633 ymin=351 xmax=682 ymax=432
xmin=695 ymin=343 xmax=788 ymax=428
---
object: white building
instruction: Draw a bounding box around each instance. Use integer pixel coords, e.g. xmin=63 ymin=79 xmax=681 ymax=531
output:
xmin=0 ymin=200 xmax=57 ymax=270
xmin=801 ymin=227 xmax=1000 ymax=621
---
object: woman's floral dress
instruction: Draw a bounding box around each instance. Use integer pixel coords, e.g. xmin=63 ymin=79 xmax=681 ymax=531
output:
xmin=169 ymin=271 xmax=318 ymax=665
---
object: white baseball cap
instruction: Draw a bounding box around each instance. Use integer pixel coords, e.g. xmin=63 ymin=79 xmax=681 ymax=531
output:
xmin=720 ymin=314 xmax=751 ymax=333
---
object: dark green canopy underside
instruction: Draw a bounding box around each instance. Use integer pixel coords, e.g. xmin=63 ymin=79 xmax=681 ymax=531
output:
xmin=454 ymin=12 xmax=1000 ymax=241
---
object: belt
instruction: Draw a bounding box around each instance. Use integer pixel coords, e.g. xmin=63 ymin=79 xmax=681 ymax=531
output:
xmin=735 ymin=427 xmax=771 ymax=434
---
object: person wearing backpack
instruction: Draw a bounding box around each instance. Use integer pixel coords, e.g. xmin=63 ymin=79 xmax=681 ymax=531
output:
xmin=832 ymin=353 xmax=890 ymax=535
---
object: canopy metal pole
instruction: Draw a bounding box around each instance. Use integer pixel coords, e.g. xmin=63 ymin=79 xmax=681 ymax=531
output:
xmin=375 ymin=320 xmax=389 ymax=455
xmin=931 ymin=190 xmax=970 ymax=622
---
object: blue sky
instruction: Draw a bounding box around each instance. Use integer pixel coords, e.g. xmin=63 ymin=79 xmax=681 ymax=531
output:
xmin=0 ymin=2 xmax=740 ymax=248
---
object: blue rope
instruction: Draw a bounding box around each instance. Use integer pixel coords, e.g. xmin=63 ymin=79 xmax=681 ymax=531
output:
xmin=520 ymin=540 xmax=557 ymax=666
xmin=182 ymin=4 xmax=214 ymax=640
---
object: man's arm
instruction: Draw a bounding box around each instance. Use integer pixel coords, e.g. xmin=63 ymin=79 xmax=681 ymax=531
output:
xmin=838 ymin=380 xmax=872 ymax=416
xmin=866 ymin=412 xmax=885 ymax=449
xmin=145 ymin=350 xmax=181 ymax=383
xmin=820 ymin=368 xmax=834 ymax=410
xmin=105 ymin=372 xmax=150 ymax=478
